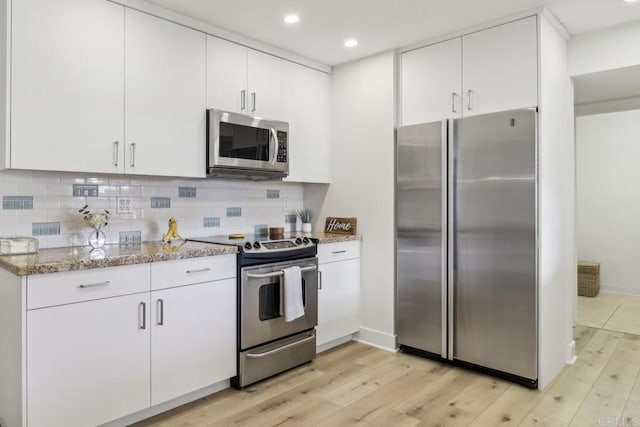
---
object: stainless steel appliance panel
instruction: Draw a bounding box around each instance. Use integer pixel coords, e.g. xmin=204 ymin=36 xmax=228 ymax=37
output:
xmin=452 ymin=109 xmax=537 ymax=380
xmin=237 ymin=330 xmax=316 ymax=388
xmin=207 ymin=109 xmax=289 ymax=178
xmin=396 ymin=121 xmax=446 ymax=356
xmin=240 ymin=258 xmax=318 ymax=350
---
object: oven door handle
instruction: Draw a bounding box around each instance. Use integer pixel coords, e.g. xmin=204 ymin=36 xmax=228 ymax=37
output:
xmin=245 ymin=332 xmax=316 ymax=359
xmin=246 ymin=265 xmax=317 ymax=279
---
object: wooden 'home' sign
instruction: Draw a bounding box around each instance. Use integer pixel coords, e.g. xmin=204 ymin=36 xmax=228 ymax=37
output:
xmin=324 ymin=217 xmax=357 ymax=235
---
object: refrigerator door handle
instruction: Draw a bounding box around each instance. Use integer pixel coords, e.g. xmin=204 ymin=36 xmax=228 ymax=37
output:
xmin=447 ymin=119 xmax=455 ymax=361
xmin=441 ymin=119 xmax=449 ymax=359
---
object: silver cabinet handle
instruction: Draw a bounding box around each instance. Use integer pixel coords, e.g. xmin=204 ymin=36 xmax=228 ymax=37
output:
xmin=246 ymin=333 xmax=315 ymax=359
xmin=451 ymin=93 xmax=458 ymax=114
xmin=246 ymin=265 xmax=317 ymax=279
xmin=318 ymin=270 xmax=322 ymax=290
xmin=332 ymin=250 xmax=347 ymax=254
xmin=241 ymin=90 xmax=246 ymax=112
xmin=186 ymin=267 xmax=211 ymax=274
xmin=139 ymin=302 xmax=146 ymax=330
xmin=113 ymin=141 xmax=119 ymax=167
xmin=157 ymin=299 xmax=164 ymax=326
xmin=467 ymin=89 xmax=473 ymax=111
xmin=251 ymin=92 xmax=256 ymax=113
xmin=79 ymin=281 xmax=111 ymax=289
xmin=130 ymin=143 xmax=136 ymax=167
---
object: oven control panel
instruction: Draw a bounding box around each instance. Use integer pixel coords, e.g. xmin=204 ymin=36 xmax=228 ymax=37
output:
xmin=242 ymin=237 xmax=314 ymax=253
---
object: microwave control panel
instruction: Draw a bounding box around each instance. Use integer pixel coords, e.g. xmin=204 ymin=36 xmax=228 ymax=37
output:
xmin=276 ymin=131 xmax=288 ymax=163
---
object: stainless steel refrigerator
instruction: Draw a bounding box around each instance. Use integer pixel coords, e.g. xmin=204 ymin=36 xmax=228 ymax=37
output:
xmin=396 ymin=108 xmax=537 ymax=387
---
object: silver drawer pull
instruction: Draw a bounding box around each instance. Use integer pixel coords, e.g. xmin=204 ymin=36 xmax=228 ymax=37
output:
xmin=246 ymin=265 xmax=317 ymax=279
xmin=332 ymin=250 xmax=347 ymax=254
xmin=186 ymin=268 xmax=211 ymax=274
xmin=79 ymin=281 xmax=111 ymax=289
xmin=246 ymin=333 xmax=315 ymax=359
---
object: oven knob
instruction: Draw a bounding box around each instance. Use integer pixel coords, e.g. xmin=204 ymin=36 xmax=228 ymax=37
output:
xmin=295 ymin=237 xmax=302 ymax=245
xmin=253 ymin=241 xmax=261 ymax=249
xmin=244 ymin=242 xmax=252 ymax=250
xmin=302 ymin=237 xmax=310 ymax=244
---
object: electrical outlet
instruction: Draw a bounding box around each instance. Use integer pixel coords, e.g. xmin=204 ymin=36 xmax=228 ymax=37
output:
xmin=117 ymin=197 xmax=133 ymax=214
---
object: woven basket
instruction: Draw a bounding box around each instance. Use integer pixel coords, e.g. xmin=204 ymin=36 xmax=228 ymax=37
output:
xmin=578 ymin=261 xmax=600 ymax=297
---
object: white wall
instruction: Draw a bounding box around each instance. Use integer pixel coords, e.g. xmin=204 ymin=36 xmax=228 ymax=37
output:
xmin=576 ymin=109 xmax=640 ymax=296
xmin=569 ymin=21 xmax=640 ymax=77
xmin=538 ymin=15 xmax=576 ymax=389
xmin=305 ymin=51 xmax=397 ymax=350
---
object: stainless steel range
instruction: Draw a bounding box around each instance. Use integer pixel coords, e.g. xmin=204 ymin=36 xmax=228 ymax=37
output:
xmin=188 ymin=234 xmax=318 ymax=388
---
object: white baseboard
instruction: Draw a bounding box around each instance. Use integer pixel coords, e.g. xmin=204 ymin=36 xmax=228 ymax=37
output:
xmin=600 ymin=284 xmax=640 ymax=296
xmin=100 ymin=379 xmax=229 ymax=426
xmin=566 ymin=340 xmax=577 ymax=365
xmin=355 ymin=327 xmax=397 ymax=352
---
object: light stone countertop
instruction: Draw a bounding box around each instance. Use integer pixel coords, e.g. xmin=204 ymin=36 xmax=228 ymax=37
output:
xmin=0 ymin=241 xmax=237 ymax=276
xmin=0 ymin=233 xmax=362 ymax=276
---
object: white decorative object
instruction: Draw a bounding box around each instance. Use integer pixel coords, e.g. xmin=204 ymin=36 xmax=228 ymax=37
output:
xmin=79 ymin=205 xmax=110 ymax=249
xmin=302 ymin=223 xmax=312 ymax=233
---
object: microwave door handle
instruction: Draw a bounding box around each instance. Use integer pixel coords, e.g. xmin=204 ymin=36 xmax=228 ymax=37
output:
xmin=269 ymin=128 xmax=278 ymax=165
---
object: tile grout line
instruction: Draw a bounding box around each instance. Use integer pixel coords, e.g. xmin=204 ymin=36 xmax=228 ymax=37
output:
xmin=601 ymin=301 xmax=624 ymax=330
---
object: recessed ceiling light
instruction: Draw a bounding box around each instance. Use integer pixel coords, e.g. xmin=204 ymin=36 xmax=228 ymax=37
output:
xmin=344 ymin=39 xmax=358 ymax=48
xmin=284 ymin=14 xmax=300 ymax=24
xmin=624 ymin=0 xmax=637 ymax=3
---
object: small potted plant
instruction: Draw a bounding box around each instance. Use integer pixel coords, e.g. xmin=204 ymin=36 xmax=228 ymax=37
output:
xmin=297 ymin=208 xmax=313 ymax=233
xmin=78 ymin=205 xmax=110 ymax=249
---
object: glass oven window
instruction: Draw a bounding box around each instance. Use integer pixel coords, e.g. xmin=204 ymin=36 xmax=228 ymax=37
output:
xmin=258 ymin=278 xmax=306 ymax=321
xmin=219 ymin=122 xmax=270 ymax=161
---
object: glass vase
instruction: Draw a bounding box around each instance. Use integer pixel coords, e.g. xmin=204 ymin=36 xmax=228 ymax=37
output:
xmin=88 ymin=229 xmax=106 ymax=249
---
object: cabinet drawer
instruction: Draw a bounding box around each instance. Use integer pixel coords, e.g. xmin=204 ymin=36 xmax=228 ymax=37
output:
xmin=151 ymin=254 xmax=236 ymax=290
xmin=27 ymin=264 xmax=150 ymax=310
xmin=318 ymin=241 xmax=361 ymax=264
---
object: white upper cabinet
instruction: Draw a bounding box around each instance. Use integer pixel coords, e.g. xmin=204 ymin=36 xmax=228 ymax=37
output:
xmin=283 ymin=62 xmax=331 ymax=183
xmin=206 ymin=36 xmax=248 ymax=114
xmin=462 ymin=16 xmax=538 ymax=117
xmin=125 ymin=9 xmax=206 ymax=178
xmin=401 ymin=38 xmax=462 ymax=126
xmin=401 ymin=16 xmax=538 ymax=124
xmin=11 ymin=0 xmax=125 ymax=173
xmin=247 ymin=50 xmax=283 ymax=120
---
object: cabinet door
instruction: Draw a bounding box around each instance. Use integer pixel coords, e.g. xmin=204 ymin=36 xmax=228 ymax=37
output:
xmin=151 ymin=279 xmax=236 ymax=405
xmin=400 ymin=38 xmax=462 ymax=125
xmin=283 ymin=62 xmax=331 ymax=183
xmin=317 ymin=258 xmax=361 ymax=346
xmin=11 ymin=0 xmax=124 ymax=173
xmin=27 ymin=293 xmax=150 ymax=427
xmin=462 ymin=16 xmax=538 ymax=117
xmin=207 ymin=36 xmax=248 ymax=114
xmin=125 ymin=9 xmax=206 ymax=178
xmin=247 ymin=50 xmax=283 ymax=120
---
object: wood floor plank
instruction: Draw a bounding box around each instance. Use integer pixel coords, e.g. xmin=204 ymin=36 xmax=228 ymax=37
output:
xmin=447 ymin=375 xmax=510 ymax=416
xmin=573 ymin=325 xmax=599 ymax=356
xmin=522 ymin=329 xmax=623 ymax=424
xmin=314 ymin=355 xmax=450 ymax=426
xmin=469 ymin=384 xmax=543 ymax=427
xmin=258 ymin=397 xmax=342 ymax=427
xmin=320 ymin=357 xmax=413 ymax=407
xmin=518 ymin=413 xmax=569 ymax=427
xmin=569 ymin=333 xmax=640 ymax=426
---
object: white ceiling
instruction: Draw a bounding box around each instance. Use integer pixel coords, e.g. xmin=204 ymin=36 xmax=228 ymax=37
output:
xmin=145 ymin=0 xmax=640 ymax=66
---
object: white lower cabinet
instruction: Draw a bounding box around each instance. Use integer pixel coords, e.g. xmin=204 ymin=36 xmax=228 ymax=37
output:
xmin=13 ymin=256 xmax=237 ymax=427
xmin=317 ymin=242 xmax=361 ymax=348
xmin=27 ymin=293 xmax=151 ymax=427
xmin=151 ymin=278 xmax=236 ymax=405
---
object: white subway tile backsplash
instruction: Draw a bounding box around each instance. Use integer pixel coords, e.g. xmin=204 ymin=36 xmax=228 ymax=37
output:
xmin=0 ymin=170 xmax=304 ymax=248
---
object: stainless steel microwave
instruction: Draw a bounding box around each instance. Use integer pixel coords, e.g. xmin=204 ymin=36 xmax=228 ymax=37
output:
xmin=207 ymin=109 xmax=289 ymax=179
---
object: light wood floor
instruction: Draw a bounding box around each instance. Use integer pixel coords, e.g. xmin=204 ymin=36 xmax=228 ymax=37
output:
xmin=577 ymin=292 xmax=640 ymax=335
xmin=135 ymin=326 xmax=640 ymax=427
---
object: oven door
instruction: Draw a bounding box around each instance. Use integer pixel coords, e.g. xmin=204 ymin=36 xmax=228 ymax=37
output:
xmin=240 ymin=258 xmax=318 ymax=350
xmin=208 ymin=109 xmax=289 ymax=176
